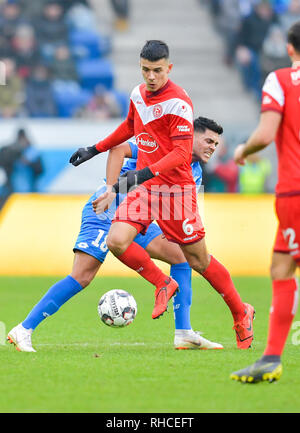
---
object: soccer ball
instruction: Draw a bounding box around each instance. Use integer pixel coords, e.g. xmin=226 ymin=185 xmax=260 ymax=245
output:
xmin=97 ymin=289 xmax=137 ymax=327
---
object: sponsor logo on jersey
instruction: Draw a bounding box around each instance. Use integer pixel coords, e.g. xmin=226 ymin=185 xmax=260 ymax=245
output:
xmin=291 ymin=69 xmax=300 ymax=85
xmin=153 ymin=104 xmax=163 ymax=118
xmin=136 ymin=133 xmax=159 ymax=153
xmin=262 ymin=95 xmax=272 ymax=105
xmin=78 ymin=242 xmax=88 ymax=249
xmin=177 ymin=125 xmax=190 ymax=132
xmin=183 ymin=233 xmax=199 ymax=242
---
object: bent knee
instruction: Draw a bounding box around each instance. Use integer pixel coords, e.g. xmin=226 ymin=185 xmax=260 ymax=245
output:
xmin=185 ymin=254 xmax=209 ymax=274
xmin=106 ymin=232 xmax=128 ymax=255
xmin=71 ymin=272 xmax=93 ymax=289
xmin=270 ymin=259 xmax=295 ymax=280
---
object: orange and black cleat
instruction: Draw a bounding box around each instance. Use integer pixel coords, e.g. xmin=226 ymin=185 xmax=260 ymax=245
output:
xmin=233 ymin=303 xmax=255 ymax=349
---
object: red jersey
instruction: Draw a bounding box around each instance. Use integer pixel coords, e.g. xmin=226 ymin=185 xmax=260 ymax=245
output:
xmin=96 ymin=79 xmax=195 ymax=189
xmin=261 ymin=66 xmax=300 ymax=195
xmin=128 ymin=80 xmax=194 ymax=188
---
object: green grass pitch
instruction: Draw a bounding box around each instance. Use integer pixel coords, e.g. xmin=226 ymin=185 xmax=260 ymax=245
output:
xmin=1 ymin=275 xmax=300 ymax=413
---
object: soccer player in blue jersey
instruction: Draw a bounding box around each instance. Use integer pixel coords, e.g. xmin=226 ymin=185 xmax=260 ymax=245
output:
xmin=7 ymin=117 xmax=224 ymax=352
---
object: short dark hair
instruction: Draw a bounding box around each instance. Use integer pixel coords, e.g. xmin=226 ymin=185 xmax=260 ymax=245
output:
xmin=140 ymin=40 xmax=169 ymax=62
xmin=288 ymin=21 xmax=300 ymax=52
xmin=193 ymin=116 xmax=223 ymax=135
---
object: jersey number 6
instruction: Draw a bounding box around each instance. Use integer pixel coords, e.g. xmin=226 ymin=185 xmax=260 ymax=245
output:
xmin=182 ymin=218 xmax=194 ymax=236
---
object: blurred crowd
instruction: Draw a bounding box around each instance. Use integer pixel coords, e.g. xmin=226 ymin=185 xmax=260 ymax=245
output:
xmin=198 ymin=0 xmax=299 ymax=193
xmin=0 ymin=0 xmax=281 ymax=203
xmin=0 ymin=127 xmax=43 ymax=207
xmin=200 ymin=134 xmax=272 ymax=194
xmin=0 ymin=0 xmax=128 ymax=119
xmin=207 ymin=0 xmax=299 ymax=101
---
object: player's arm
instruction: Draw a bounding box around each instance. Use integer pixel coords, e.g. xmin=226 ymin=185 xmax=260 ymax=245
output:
xmin=106 ymin=142 xmax=133 ymax=187
xmin=234 ymin=111 xmax=282 ymax=165
xmin=113 ymin=107 xmax=194 ymax=193
xmin=69 ymin=102 xmax=135 ymax=167
xmin=149 ymin=137 xmax=192 ymax=175
xmin=111 ymin=136 xmax=192 ymax=194
xmin=92 ymin=142 xmax=133 ymax=214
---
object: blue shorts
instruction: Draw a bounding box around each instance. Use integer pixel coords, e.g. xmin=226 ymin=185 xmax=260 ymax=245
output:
xmin=74 ymin=197 xmax=163 ymax=263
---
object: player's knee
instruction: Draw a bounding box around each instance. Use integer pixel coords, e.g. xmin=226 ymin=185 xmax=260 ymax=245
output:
xmin=181 ymin=243 xmax=210 ymax=274
xmin=106 ymin=232 xmax=127 ymax=255
xmin=270 ymin=260 xmax=292 ymax=280
xmin=71 ymin=272 xmax=93 ymax=288
xmin=185 ymin=254 xmax=208 ymax=274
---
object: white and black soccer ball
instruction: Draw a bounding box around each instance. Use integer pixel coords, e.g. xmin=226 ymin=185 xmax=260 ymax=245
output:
xmin=98 ymin=289 xmax=137 ymax=327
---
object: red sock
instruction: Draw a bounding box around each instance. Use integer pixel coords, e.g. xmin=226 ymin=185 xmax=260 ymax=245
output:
xmin=118 ymin=242 xmax=168 ymax=289
xmin=201 ymin=256 xmax=245 ymax=322
xmin=264 ymin=278 xmax=299 ymax=356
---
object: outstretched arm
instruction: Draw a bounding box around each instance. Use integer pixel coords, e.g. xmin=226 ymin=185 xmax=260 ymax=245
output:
xmin=234 ymin=111 xmax=282 ymax=165
xmin=70 ymin=102 xmax=134 ymax=167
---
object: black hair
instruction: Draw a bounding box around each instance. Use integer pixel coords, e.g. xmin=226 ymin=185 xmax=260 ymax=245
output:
xmin=17 ymin=128 xmax=26 ymax=137
xmin=140 ymin=40 xmax=169 ymax=62
xmin=193 ymin=116 xmax=223 ymax=135
xmin=287 ymin=21 xmax=300 ymax=53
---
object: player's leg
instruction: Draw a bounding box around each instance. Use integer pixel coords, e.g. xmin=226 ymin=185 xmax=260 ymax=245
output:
xmin=231 ymin=208 xmax=300 ymax=383
xmin=7 ymin=198 xmax=109 ymax=352
xmin=265 ymin=197 xmax=300 ymax=359
xmin=231 ymin=253 xmax=298 ymax=383
xmin=264 ymin=252 xmax=298 ymax=356
xmin=22 ymin=251 xmax=100 ymax=330
xmin=180 ymin=238 xmax=254 ymax=349
xmin=135 ymin=225 xmax=192 ymax=330
xmin=71 ymin=251 xmax=102 ymax=287
xmin=7 ymin=252 xmax=102 ymax=352
xmin=143 ymin=231 xmax=193 ymax=330
xmin=143 ymin=229 xmax=223 ymax=349
xmin=230 ymin=251 xmax=297 ymax=382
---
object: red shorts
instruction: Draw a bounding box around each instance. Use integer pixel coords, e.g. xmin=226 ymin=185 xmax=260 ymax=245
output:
xmin=273 ymin=195 xmax=300 ymax=264
xmin=113 ymin=185 xmax=205 ymax=244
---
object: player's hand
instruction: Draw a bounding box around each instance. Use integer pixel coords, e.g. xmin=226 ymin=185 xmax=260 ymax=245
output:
xmin=69 ymin=145 xmax=99 ymax=167
xmin=92 ymin=190 xmax=116 ymax=214
xmin=234 ymin=144 xmax=246 ymax=166
xmin=113 ymin=167 xmax=155 ymax=193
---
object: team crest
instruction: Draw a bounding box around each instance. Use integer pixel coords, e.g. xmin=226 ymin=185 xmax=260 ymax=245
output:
xmin=153 ymin=104 xmax=163 ymax=118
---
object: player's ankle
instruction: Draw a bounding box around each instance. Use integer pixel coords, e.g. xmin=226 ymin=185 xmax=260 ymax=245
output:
xmin=175 ymin=328 xmax=193 ymax=336
xmin=260 ymin=354 xmax=281 ymax=363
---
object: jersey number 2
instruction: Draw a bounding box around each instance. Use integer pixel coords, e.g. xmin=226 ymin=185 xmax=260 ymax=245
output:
xmin=283 ymin=228 xmax=299 ymax=251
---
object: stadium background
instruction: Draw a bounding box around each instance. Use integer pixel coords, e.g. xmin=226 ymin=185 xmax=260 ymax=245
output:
xmin=0 ymin=0 xmax=296 ymax=276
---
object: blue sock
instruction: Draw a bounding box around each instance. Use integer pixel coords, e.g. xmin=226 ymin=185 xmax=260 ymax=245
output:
xmin=22 ymin=275 xmax=83 ymax=330
xmin=171 ymin=262 xmax=192 ymax=330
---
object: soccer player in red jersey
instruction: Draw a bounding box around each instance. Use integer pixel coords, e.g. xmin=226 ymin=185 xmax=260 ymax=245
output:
xmin=70 ymin=40 xmax=254 ymax=349
xmin=231 ymin=22 xmax=300 ymax=383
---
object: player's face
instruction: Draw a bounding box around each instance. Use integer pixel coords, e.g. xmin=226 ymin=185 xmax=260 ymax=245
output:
xmin=192 ymin=129 xmax=219 ymax=163
xmin=140 ymin=58 xmax=173 ymax=92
